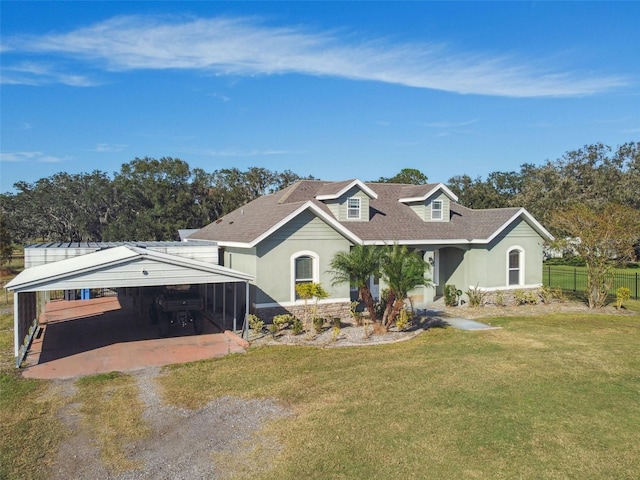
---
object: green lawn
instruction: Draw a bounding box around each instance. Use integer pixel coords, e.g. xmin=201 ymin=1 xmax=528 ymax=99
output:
xmin=160 ymin=312 xmax=640 ymax=479
xmin=1 ymin=285 xmax=639 ymax=478
xmin=1 ymin=265 xmax=67 ymax=480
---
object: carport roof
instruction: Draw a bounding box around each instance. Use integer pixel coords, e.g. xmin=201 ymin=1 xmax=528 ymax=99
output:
xmin=6 ymin=245 xmax=254 ymax=293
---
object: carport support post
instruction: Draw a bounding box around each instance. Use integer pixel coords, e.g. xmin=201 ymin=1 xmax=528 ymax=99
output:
xmin=13 ymin=292 xmax=19 ymax=357
xmin=244 ymin=281 xmax=250 ymax=339
xmin=212 ymin=284 xmax=216 ymax=321
xmin=233 ymin=283 xmax=237 ymax=332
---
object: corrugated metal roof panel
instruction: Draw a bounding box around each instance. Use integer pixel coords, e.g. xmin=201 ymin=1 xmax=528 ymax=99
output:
xmin=7 ymin=246 xmax=253 ymax=292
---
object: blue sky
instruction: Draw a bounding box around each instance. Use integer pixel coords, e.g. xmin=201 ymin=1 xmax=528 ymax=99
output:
xmin=1 ymin=1 xmax=639 ymax=193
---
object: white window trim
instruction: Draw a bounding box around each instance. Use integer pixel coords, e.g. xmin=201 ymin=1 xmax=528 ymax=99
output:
xmin=347 ymin=197 xmax=361 ymax=220
xmin=291 ymin=250 xmax=320 ymax=303
xmin=506 ymin=246 xmax=525 ymax=286
xmin=431 ymin=200 xmax=443 ymax=220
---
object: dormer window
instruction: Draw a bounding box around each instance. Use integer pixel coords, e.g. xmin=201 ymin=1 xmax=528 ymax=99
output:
xmin=432 ymin=200 xmax=443 ymax=220
xmin=347 ymin=197 xmax=361 ymax=219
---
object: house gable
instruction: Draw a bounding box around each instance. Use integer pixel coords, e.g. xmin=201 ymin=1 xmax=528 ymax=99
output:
xmin=398 ymin=183 xmax=458 ymax=223
xmin=254 ymin=210 xmax=352 ymax=306
xmin=404 ymin=191 xmax=452 ymax=223
xmin=479 ymin=208 xmax=554 ymax=244
xmin=316 ymin=179 xmax=377 ymax=223
xmin=322 ymin=186 xmax=372 ymax=222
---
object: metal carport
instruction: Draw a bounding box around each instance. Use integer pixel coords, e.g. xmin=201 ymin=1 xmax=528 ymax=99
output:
xmin=5 ymin=245 xmax=254 ymax=367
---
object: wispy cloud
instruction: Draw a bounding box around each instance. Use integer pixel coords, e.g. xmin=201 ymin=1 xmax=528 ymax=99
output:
xmin=422 ymin=119 xmax=479 ymax=129
xmin=0 ymin=151 xmax=66 ymax=163
xmin=207 ymin=92 xmax=231 ymax=102
xmin=198 ymin=148 xmax=305 ymax=157
xmin=0 ymin=61 xmax=97 ymax=87
xmin=2 ymin=14 xmax=629 ymax=97
xmin=92 ymin=143 xmax=127 ymax=152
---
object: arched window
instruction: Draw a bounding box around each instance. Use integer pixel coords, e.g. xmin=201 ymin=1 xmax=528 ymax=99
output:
xmin=291 ymin=251 xmax=319 ymax=301
xmin=507 ymin=248 xmax=524 ymax=286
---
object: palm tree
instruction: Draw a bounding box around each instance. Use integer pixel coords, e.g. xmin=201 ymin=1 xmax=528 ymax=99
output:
xmin=380 ymin=244 xmax=432 ymax=329
xmin=328 ymin=244 xmax=382 ymax=323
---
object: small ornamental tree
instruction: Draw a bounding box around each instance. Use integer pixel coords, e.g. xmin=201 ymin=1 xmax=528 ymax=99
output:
xmin=551 ymin=202 xmax=640 ymax=308
xmin=295 ymin=282 xmax=329 ymax=332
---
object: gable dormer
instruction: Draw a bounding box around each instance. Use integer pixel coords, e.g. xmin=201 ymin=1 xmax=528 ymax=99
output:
xmin=398 ymin=183 xmax=458 ymax=222
xmin=316 ymin=179 xmax=378 ymax=222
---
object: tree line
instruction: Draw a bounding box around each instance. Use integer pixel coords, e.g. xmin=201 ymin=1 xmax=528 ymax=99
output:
xmin=446 ymin=142 xmax=640 ymax=234
xmin=0 ymin=158 xmax=309 ymax=244
xmin=0 ymin=143 xmax=638 ymax=247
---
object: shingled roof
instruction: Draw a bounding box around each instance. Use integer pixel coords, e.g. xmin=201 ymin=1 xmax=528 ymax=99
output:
xmin=188 ymin=180 xmax=552 ymax=246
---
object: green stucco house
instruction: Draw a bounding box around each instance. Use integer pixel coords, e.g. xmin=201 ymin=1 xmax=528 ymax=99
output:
xmin=189 ymin=179 xmax=554 ymax=320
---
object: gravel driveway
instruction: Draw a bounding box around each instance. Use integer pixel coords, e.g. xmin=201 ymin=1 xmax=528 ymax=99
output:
xmin=50 ymin=367 xmax=291 ymax=479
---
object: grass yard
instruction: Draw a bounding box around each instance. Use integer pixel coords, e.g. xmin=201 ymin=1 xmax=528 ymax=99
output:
xmin=1 ymin=265 xmax=639 ymax=479
xmin=160 ymin=311 xmax=640 ymax=480
xmin=1 ymin=263 xmax=68 ymax=480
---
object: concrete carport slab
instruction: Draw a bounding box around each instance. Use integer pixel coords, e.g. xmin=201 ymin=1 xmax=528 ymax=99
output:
xmin=21 ymin=296 xmax=248 ymax=379
xmin=6 ymin=245 xmax=255 ymax=371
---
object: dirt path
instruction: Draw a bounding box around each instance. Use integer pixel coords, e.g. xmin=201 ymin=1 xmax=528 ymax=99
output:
xmin=49 ymin=367 xmax=290 ymax=480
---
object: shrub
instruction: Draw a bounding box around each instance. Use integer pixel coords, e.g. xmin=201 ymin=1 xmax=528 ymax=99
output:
xmin=362 ymin=319 xmax=372 ymax=339
xmin=350 ymin=301 xmax=363 ymax=326
xmin=550 ymin=287 xmax=566 ymax=302
xmin=514 ymin=289 xmax=538 ymax=305
xmin=494 ymin=291 xmax=506 ymax=307
xmin=248 ymin=314 xmax=264 ymax=335
xmin=444 ymin=284 xmax=461 ymax=307
xmin=313 ymin=317 xmax=324 ymax=333
xmin=395 ymin=307 xmax=411 ymax=331
xmin=616 ymin=287 xmax=631 ymax=310
xmin=273 ymin=314 xmax=293 ymax=331
xmin=538 ymin=286 xmax=552 ymax=304
xmin=268 ymin=324 xmax=279 ymax=337
xmin=331 ymin=325 xmax=341 ymax=342
xmin=291 ymin=317 xmax=304 ymax=335
xmin=544 ymin=255 xmax=586 ymax=267
xmin=466 ymin=285 xmax=486 ymax=307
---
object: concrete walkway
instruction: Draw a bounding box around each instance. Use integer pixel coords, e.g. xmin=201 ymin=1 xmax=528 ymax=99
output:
xmin=444 ymin=317 xmax=501 ymax=330
xmin=414 ymin=305 xmax=500 ymax=331
xmin=21 ymin=297 xmax=248 ymax=380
